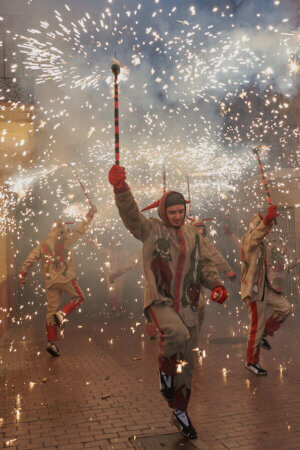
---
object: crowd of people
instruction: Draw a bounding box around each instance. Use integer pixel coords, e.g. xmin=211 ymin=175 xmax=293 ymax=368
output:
xmin=18 ymin=163 xmax=293 ymax=441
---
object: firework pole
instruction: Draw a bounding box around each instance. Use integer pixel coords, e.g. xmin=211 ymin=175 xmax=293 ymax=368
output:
xmin=225 ymin=200 xmax=230 ymax=231
xmin=186 ymin=176 xmax=192 ymax=216
xmin=111 ymin=62 xmax=121 ymax=165
xmin=252 ymin=145 xmax=277 ymax=224
xmin=163 ymin=165 xmax=166 ymax=194
xmin=76 ymin=172 xmax=92 ymax=206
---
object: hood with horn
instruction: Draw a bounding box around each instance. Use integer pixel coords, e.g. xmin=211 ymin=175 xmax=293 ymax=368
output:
xmin=141 ymin=191 xmax=189 ymax=227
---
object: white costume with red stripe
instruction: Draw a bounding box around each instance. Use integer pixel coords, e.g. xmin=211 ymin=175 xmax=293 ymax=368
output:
xmin=45 ymin=279 xmax=84 ymax=341
xmin=241 ymin=214 xmax=291 ymax=365
xmin=114 ymin=187 xmax=222 ymax=411
xmin=20 ymin=218 xmax=93 ymax=341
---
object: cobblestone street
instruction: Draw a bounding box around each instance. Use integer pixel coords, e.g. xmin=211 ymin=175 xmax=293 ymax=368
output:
xmin=1 ymin=301 xmax=299 ymax=449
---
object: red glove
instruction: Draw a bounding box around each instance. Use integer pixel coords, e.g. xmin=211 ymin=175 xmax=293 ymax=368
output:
xmin=263 ymin=205 xmax=278 ymax=226
xmin=18 ymin=271 xmax=27 ymax=286
xmin=210 ymin=286 xmax=228 ymax=304
xmin=109 ymin=270 xmax=122 ymax=284
xmin=86 ymin=204 xmax=97 ymax=220
xmin=108 ymin=165 xmax=128 ymax=192
xmin=227 ymin=271 xmax=236 ymax=281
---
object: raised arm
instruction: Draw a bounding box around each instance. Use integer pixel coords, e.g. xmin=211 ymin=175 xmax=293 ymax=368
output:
xmin=243 ymin=206 xmax=278 ymax=252
xmin=67 ymin=204 xmax=97 ymax=246
xmin=109 ymin=165 xmax=152 ymax=242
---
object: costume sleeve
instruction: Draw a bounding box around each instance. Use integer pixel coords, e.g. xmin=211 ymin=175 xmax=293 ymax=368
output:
xmin=242 ymin=221 xmax=270 ymax=252
xmin=207 ymin=240 xmax=233 ymax=275
xmin=20 ymin=244 xmax=41 ymax=273
xmin=115 ymin=188 xmax=152 ymax=242
xmin=67 ymin=217 xmax=92 ymax=245
xmin=199 ymin=235 xmax=223 ymax=290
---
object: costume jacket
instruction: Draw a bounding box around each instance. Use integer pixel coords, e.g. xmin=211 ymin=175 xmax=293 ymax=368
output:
xmin=115 ymin=188 xmax=222 ymax=327
xmin=20 ymin=217 xmax=92 ymax=288
xmin=240 ymin=213 xmax=279 ymax=302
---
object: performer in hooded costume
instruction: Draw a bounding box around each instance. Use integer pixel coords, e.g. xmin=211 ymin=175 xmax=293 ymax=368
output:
xmin=189 ymin=218 xmax=236 ymax=329
xmin=109 ymin=164 xmax=228 ymax=440
xmin=240 ymin=205 xmax=292 ymax=375
xmin=18 ymin=204 xmax=97 ymax=357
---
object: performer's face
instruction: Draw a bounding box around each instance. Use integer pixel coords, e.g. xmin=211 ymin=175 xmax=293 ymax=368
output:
xmin=166 ymin=205 xmax=185 ymax=227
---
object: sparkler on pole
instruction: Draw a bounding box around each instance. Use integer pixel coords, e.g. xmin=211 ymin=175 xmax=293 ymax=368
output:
xmin=186 ymin=176 xmax=192 ymax=216
xmin=252 ymin=145 xmax=277 ymax=224
xmin=224 ymin=200 xmax=230 ymax=233
xmin=75 ymin=172 xmax=92 ymax=206
xmin=111 ymin=61 xmax=121 ymax=165
xmin=163 ymin=166 xmax=166 ymax=194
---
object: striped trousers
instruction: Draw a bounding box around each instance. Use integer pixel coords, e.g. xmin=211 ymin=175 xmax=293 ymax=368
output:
xmin=245 ymin=286 xmax=291 ymax=364
xmin=45 ymin=279 xmax=85 ymax=341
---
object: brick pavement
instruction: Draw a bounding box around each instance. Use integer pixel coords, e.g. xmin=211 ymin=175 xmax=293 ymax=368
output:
xmin=1 ymin=299 xmax=299 ymax=449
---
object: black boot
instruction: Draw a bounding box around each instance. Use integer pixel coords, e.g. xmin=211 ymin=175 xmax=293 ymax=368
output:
xmin=246 ymin=362 xmax=267 ymax=376
xmin=46 ymin=342 xmax=60 ymax=357
xmin=261 ymin=334 xmax=271 ymax=350
xmin=171 ymin=410 xmax=198 ymax=440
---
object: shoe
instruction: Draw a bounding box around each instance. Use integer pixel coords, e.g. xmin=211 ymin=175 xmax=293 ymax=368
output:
xmin=46 ymin=342 xmax=60 ymax=357
xmin=246 ymin=363 xmax=267 ymax=376
xmin=54 ymin=311 xmax=67 ymax=336
xmin=54 ymin=310 xmax=65 ymax=327
xmin=159 ymin=369 xmax=175 ymax=402
xmin=261 ymin=335 xmax=271 ymax=350
xmin=171 ymin=410 xmax=198 ymax=440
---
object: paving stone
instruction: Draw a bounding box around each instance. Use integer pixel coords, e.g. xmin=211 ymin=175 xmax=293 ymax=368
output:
xmin=1 ymin=303 xmax=300 ymax=449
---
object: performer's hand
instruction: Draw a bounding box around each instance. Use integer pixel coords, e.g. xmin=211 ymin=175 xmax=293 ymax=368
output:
xmin=109 ymin=270 xmax=122 ymax=284
xmin=227 ymin=271 xmax=236 ymax=281
xmin=109 ymin=165 xmax=126 ymax=189
xmin=263 ymin=205 xmax=278 ymax=226
xmin=18 ymin=271 xmax=27 ymax=286
xmin=87 ymin=204 xmax=97 ymax=220
xmin=210 ymin=286 xmax=228 ymax=304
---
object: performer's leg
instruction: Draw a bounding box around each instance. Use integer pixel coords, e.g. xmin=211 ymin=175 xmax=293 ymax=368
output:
xmin=45 ymin=285 xmax=61 ymax=356
xmin=170 ymin=325 xmax=197 ymax=411
xmin=59 ymin=279 xmax=85 ymax=316
xmin=148 ymin=304 xmax=197 ymax=439
xmin=170 ymin=326 xmax=198 ymax=439
xmin=264 ymin=288 xmax=292 ymax=337
xmin=148 ymin=303 xmax=189 ymax=377
xmin=46 ymin=285 xmax=61 ymax=341
xmin=245 ymin=298 xmax=267 ymax=368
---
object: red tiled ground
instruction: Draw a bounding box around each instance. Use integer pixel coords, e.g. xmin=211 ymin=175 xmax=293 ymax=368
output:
xmin=1 ymin=298 xmax=299 ymax=449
